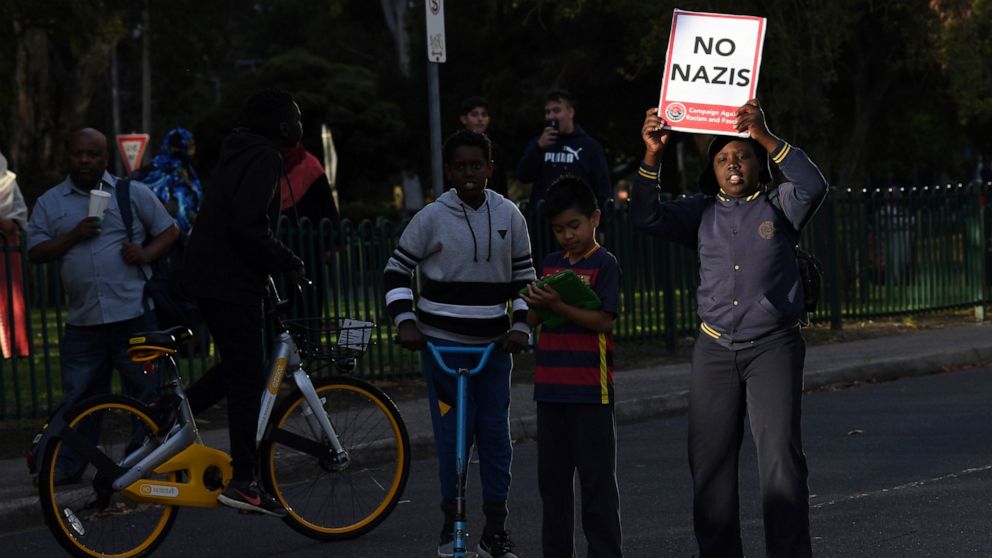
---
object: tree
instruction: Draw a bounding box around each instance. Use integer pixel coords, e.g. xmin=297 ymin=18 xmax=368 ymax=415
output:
xmin=1 ymin=1 xmax=130 ymax=198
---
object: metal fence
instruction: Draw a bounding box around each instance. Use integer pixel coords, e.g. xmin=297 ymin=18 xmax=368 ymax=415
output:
xmin=1 ymin=181 xmax=989 ymax=420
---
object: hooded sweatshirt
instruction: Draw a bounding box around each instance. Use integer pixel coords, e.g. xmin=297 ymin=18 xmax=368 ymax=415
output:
xmin=516 ymin=124 xmax=611 ymax=208
xmin=384 ymin=189 xmax=536 ymax=344
xmin=181 ymin=130 xmax=302 ymax=304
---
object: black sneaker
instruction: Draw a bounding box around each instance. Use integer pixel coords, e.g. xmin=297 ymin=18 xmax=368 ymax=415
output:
xmin=217 ymin=480 xmax=287 ymax=518
xmin=437 ymin=522 xmax=455 ymax=557
xmin=437 ymin=535 xmax=454 ymax=557
xmin=477 ymin=530 xmax=518 ymax=558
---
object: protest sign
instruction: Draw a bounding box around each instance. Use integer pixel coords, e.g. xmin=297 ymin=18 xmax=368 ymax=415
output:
xmin=658 ymin=10 xmax=766 ymax=136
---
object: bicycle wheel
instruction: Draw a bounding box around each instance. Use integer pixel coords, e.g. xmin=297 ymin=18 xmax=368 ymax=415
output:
xmin=261 ymin=376 xmax=410 ymax=540
xmin=38 ymin=395 xmax=178 ymax=558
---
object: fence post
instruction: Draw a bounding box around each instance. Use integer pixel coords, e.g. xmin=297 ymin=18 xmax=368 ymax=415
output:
xmin=662 ymin=239 xmax=677 ymax=353
xmin=826 ymin=195 xmax=842 ymax=330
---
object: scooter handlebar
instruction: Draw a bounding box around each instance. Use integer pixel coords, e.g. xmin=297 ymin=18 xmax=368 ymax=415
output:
xmin=425 ymin=342 xmax=496 ymax=377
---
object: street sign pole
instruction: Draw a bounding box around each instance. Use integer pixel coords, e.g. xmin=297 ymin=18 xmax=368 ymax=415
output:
xmin=428 ymin=63 xmax=442 ymax=198
xmin=426 ymin=0 xmax=446 ymax=199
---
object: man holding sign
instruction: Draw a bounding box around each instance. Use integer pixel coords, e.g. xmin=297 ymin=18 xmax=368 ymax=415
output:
xmin=631 ymin=98 xmax=828 ymax=558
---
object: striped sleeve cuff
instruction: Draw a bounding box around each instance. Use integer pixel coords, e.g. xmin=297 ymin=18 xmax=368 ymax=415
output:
xmin=393 ymin=311 xmax=417 ymax=327
xmin=770 ymin=141 xmax=792 ymax=165
xmin=638 ymin=162 xmax=660 ymax=180
xmin=509 ymin=320 xmax=532 ymax=336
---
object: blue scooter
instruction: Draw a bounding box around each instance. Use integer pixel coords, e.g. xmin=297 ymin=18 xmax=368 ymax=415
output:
xmin=426 ymin=341 xmax=497 ymax=558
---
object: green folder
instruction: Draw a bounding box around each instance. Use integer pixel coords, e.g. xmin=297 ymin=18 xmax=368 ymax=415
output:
xmin=519 ymin=269 xmax=602 ymax=328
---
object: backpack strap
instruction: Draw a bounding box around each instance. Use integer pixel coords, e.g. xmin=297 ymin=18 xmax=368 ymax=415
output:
xmin=766 ymin=185 xmax=781 ymax=210
xmin=114 ymin=178 xmax=134 ymax=243
xmin=114 ymin=178 xmax=152 ymax=287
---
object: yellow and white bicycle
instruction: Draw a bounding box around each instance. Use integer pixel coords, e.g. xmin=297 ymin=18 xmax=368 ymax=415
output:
xmin=36 ymin=282 xmax=410 ymax=557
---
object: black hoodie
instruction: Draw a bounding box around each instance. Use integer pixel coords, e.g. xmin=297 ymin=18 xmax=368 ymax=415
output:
xmin=181 ymin=131 xmax=302 ymax=303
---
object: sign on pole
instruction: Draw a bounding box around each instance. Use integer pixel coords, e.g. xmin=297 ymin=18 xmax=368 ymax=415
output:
xmin=116 ymin=133 xmax=150 ymax=174
xmin=658 ymin=10 xmax=766 ymax=137
xmin=425 ymin=0 xmax=445 ymax=197
xmin=426 ymin=0 xmax=446 ymax=63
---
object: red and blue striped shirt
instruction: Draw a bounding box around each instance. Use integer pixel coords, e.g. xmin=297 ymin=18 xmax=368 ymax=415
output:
xmin=534 ymin=246 xmax=621 ymax=404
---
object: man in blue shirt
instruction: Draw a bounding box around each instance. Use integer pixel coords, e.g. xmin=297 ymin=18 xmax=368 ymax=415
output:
xmin=28 ymin=127 xmax=178 ymax=483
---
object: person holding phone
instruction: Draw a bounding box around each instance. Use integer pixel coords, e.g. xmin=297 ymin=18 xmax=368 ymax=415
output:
xmin=516 ymin=89 xmax=611 ymax=211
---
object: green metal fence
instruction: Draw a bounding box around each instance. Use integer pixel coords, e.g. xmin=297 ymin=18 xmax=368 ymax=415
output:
xmin=2 ymin=181 xmax=989 ymax=420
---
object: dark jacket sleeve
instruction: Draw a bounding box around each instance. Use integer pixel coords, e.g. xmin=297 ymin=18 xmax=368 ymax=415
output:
xmin=629 ymin=162 xmax=705 ymax=248
xmin=515 ymin=138 xmax=543 ymax=184
xmin=588 ymin=140 xmax=612 ymax=208
xmin=768 ymin=142 xmax=830 ymax=231
xmin=230 ymin=150 xmax=302 ymax=273
xmin=489 ymin=142 xmax=509 ymax=198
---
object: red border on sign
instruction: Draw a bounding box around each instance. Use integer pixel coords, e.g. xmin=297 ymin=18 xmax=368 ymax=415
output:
xmin=116 ymin=134 xmax=150 ymax=174
xmin=658 ymin=10 xmax=766 ymax=136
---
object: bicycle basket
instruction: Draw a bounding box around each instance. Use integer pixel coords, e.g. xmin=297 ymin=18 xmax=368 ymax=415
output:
xmin=283 ymin=317 xmax=375 ymax=361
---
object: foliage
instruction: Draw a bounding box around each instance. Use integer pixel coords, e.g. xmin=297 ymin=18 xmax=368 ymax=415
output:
xmin=1 ymin=0 xmax=990 ymax=208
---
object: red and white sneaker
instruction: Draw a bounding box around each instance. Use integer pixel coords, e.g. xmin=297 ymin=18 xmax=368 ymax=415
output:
xmin=217 ymin=480 xmax=287 ymax=518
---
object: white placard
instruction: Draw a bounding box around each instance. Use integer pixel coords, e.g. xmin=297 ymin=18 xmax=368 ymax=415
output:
xmin=658 ymin=10 xmax=766 ymax=136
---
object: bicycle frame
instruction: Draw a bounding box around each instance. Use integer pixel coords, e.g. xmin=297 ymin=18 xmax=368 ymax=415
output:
xmin=426 ymin=341 xmax=496 ymax=558
xmin=106 ymin=328 xmax=349 ymax=508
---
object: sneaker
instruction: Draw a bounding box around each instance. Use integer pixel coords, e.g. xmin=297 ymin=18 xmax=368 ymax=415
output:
xmin=217 ymin=480 xmax=287 ymax=518
xmin=437 ymin=536 xmax=454 ymax=558
xmin=477 ymin=530 xmax=517 ymax=558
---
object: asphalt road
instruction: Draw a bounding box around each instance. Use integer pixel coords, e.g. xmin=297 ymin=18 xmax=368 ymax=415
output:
xmin=3 ymin=367 xmax=991 ymax=557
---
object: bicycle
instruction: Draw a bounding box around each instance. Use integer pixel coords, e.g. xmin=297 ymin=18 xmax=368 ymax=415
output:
xmin=37 ymin=281 xmax=411 ymax=558
xmin=425 ymin=340 xmax=497 ymax=558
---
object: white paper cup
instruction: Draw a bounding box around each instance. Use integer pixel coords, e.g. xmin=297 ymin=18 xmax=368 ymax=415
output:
xmin=88 ymin=189 xmax=112 ymax=219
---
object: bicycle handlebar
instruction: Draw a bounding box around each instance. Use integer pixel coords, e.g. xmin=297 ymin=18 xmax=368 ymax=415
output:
xmin=425 ymin=342 xmax=496 ymax=377
xmin=266 ymin=275 xmax=313 ymax=318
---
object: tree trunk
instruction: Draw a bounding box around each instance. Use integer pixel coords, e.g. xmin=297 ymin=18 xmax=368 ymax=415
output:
xmin=380 ymin=0 xmax=411 ymax=77
xmin=8 ymin=18 xmax=121 ymax=195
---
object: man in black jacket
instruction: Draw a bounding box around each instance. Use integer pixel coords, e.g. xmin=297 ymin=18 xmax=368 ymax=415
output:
xmin=181 ymin=90 xmax=305 ymax=517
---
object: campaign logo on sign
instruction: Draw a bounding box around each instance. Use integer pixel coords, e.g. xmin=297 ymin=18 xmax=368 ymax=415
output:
xmin=665 ymin=102 xmax=687 ymax=122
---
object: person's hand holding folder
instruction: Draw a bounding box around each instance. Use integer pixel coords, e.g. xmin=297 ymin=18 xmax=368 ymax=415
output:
xmin=521 ymin=270 xmax=604 ymax=330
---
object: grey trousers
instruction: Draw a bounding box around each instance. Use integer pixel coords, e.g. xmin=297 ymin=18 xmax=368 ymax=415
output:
xmin=689 ymin=330 xmax=811 ymax=558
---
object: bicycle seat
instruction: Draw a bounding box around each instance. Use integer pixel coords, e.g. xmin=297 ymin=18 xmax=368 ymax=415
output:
xmin=127 ymin=326 xmax=193 ymax=362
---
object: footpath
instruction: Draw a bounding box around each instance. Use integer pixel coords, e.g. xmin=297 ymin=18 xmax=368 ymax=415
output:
xmin=1 ymin=323 xmax=990 ymax=534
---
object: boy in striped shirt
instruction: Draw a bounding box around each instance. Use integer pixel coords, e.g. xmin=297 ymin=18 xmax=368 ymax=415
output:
xmin=523 ymin=176 xmax=623 ymax=557
xmin=384 ymin=130 xmax=534 ymax=558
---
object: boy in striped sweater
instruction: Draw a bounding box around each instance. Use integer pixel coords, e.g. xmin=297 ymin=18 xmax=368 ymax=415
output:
xmin=384 ymin=130 xmax=535 ymax=558
xmin=523 ymin=176 xmax=623 ymax=558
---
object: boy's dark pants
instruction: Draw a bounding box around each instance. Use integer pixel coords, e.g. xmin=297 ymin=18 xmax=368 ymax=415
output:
xmin=689 ymin=331 xmax=811 ymax=558
xmin=538 ymin=402 xmax=622 ymax=558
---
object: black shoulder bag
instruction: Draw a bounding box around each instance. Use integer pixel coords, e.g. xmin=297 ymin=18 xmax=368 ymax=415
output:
xmin=116 ymin=179 xmax=202 ymax=330
xmin=767 ymin=188 xmax=823 ymax=315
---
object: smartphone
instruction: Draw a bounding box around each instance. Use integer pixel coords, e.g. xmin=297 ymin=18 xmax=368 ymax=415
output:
xmin=546 ymin=119 xmax=559 ymax=130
